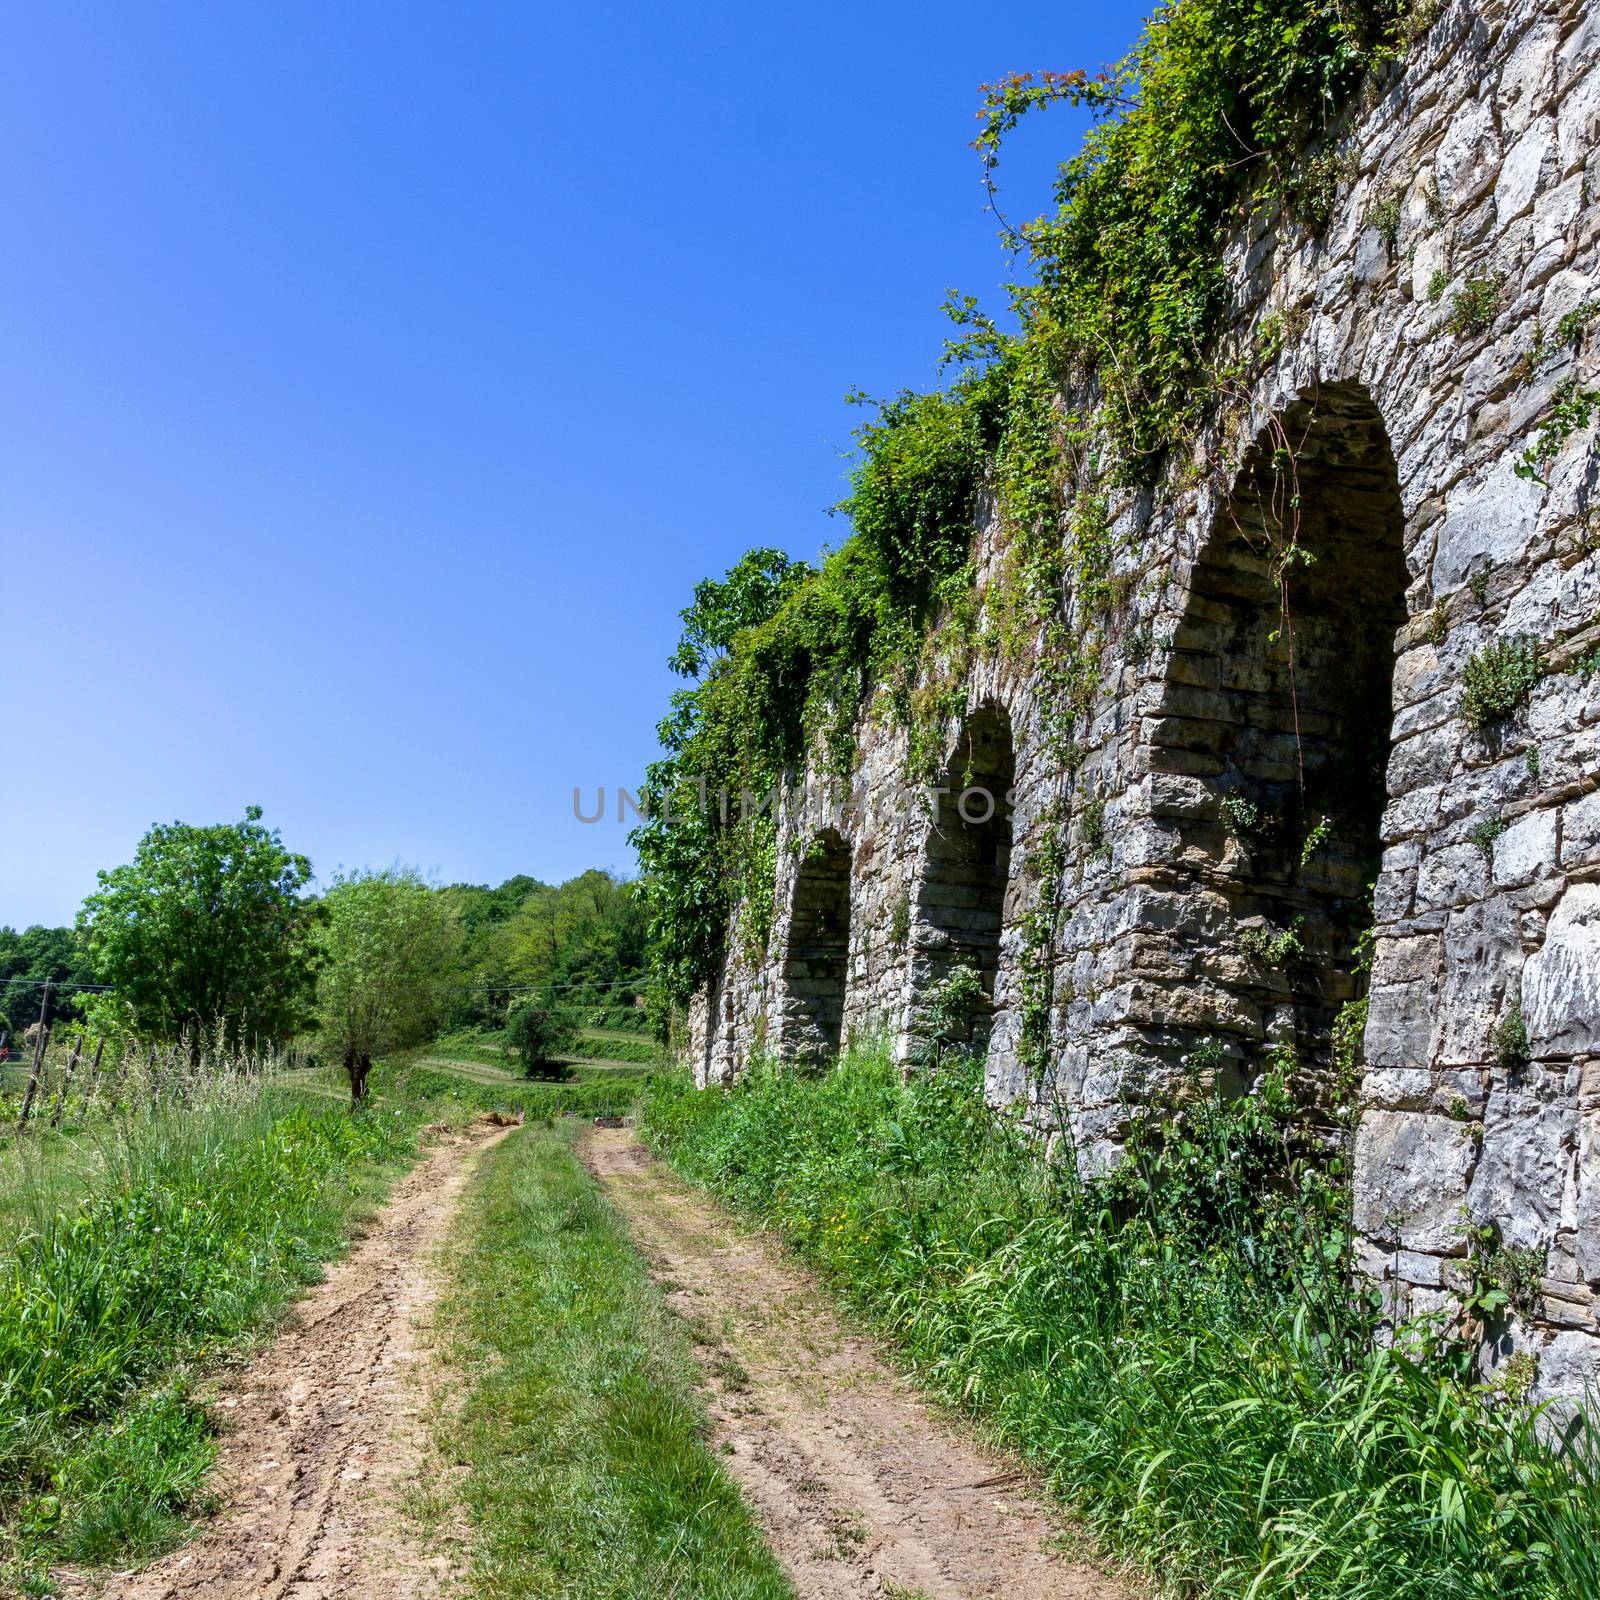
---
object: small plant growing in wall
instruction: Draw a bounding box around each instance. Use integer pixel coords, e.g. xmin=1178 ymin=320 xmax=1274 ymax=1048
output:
xmin=1449 ymin=275 xmax=1502 ymax=338
xmin=1220 ymin=792 xmax=1264 ymax=839
xmin=1426 ymin=266 xmax=1449 ymax=303
xmin=1427 ymin=598 xmax=1449 ymax=644
xmin=1514 ymin=381 xmax=1600 ymax=487
xmin=1470 ymin=815 xmax=1506 ymax=860
xmin=1078 ymin=794 xmax=1109 ymax=858
xmin=1366 ymin=188 xmax=1403 ymax=257
xmin=1237 ymin=917 xmax=1306 ymax=968
xmin=919 ymin=964 xmax=987 ymax=1070
xmin=1461 ymin=636 xmax=1542 ymax=732
xmin=1467 ymin=1223 xmax=1543 ymax=1322
xmin=1493 ymin=1001 xmax=1530 ymax=1071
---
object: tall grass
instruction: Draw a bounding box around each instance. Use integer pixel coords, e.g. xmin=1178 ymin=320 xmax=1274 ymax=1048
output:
xmin=0 ymin=1071 xmax=424 ymax=1583
xmin=641 ymin=1045 xmax=1600 ymax=1600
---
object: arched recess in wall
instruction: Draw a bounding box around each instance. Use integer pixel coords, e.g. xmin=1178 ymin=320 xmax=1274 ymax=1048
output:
xmin=776 ymin=828 xmax=852 ymax=1064
xmin=908 ymin=704 xmax=1016 ymax=1059
xmin=1152 ymin=380 xmax=1407 ymax=1082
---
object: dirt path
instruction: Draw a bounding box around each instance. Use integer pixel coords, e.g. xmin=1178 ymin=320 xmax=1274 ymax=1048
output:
xmin=108 ymin=1119 xmax=514 ymax=1600
xmin=581 ymin=1128 xmax=1130 ymax=1600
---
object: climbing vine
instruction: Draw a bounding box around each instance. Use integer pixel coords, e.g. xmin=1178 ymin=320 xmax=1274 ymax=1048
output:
xmin=635 ymin=0 xmax=1415 ymax=1015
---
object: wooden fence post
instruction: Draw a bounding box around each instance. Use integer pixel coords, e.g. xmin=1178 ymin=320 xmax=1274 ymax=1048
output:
xmin=17 ymin=982 xmax=52 ymax=1128
xmin=80 ymin=1036 xmax=107 ymax=1112
xmin=50 ymin=1034 xmax=85 ymax=1127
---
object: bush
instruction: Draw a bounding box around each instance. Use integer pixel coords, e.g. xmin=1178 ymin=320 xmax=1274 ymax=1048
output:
xmin=505 ymin=997 xmax=580 ymax=1080
xmin=1461 ymin=636 xmax=1542 ymax=731
xmin=641 ymin=1047 xmax=1600 ymax=1599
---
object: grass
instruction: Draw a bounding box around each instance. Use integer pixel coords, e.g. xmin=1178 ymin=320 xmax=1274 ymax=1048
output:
xmin=0 ymin=1071 xmax=444 ymax=1590
xmin=641 ymin=1044 xmax=1600 ymax=1600
xmin=429 ymin=1122 xmax=792 ymax=1599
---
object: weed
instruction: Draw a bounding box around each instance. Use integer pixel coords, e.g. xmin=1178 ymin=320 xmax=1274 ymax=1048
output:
xmin=1461 ymin=636 xmax=1542 ymax=731
xmin=1428 ymin=597 xmax=1449 ymax=644
xmin=1554 ymin=300 xmax=1599 ymax=350
xmin=1470 ymin=816 xmax=1506 ymax=860
xmin=1367 ymin=189 xmax=1402 ymax=256
xmin=1237 ymin=917 xmax=1305 ymax=967
xmin=1469 ymin=565 xmax=1492 ymax=605
xmin=1493 ymin=1003 xmax=1530 ymax=1071
xmin=1220 ymin=793 xmax=1264 ymax=838
xmin=1515 ymin=381 xmax=1600 ymax=486
xmin=1449 ymin=275 xmax=1502 ymax=338
xmin=1427 ymin=266 xmax=1449 ymax=303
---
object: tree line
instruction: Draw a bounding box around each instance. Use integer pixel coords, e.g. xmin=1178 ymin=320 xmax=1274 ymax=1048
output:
xmin=0 ymin=807 xmax=644 ymax=1103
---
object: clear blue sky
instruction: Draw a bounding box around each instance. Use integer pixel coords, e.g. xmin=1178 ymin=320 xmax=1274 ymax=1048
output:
xmin=1 ymin=0 xmax=1144 ymax=928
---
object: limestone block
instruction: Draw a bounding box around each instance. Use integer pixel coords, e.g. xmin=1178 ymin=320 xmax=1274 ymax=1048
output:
xmin=1561 ymin=788 xmax=1600 ymax=869
xmin=1466 ymin=1087 xmax=1572 ymax=1252
xmin=1432 ymin=456 xmax=1544 ymax=591
xmin=1416 ymin=844 xmax=1488 ymax=911
xmin=1353 ymin=1110 xmax=1478 ymax=1253
xmin=1531 ymin=1330 xmax=1600 ymax=1411
xmin=1492 ymin=806 xmax=1559 ymax=888
xmin=1438 ymin=95 xmax=1501 ymax=206
xmin=1524 ymin=882 xmax=1600 ymax=1056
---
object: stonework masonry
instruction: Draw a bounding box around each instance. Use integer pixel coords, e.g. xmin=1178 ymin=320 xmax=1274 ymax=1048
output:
xmin=688 ymin=0 xmax=1600 ymax=1401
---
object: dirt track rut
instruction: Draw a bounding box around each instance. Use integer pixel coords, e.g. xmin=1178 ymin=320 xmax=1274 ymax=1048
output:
xmin=582 ymin=1127 xmax=1128 ymax=1600
xmin=107 ymin=1120 xmax=511 ymax=1600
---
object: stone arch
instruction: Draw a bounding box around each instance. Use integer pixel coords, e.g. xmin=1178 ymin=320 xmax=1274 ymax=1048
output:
xmin=775 ymin=827 xmax=852 ymax=1063
xmin=1145 ymin=384 xmax=1408 ymax=1088
xmin=907 ymin=703 xmax=1016 ymax=1059
xmin=1149 ymin=381 xmax=1408 ymax=1084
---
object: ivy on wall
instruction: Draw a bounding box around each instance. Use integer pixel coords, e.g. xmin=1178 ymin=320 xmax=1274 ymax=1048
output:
xmin=634 ymin=0 xmax=1414 ymax=1018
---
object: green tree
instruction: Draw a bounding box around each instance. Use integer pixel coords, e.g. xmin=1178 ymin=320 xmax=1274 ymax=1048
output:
xmin=0 ymin=924 xmax=96 ymax=1034
xmin=77 ymin=806 xmax=315 ymax=1057
xmin=505 ymin=992 xmax=579 ymax=1081
xmin=313 ymin=867 xmax=461 ymax=1104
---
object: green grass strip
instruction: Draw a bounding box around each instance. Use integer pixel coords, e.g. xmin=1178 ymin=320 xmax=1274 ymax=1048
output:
xmin=435 ymin=1123 xmax=791 ymax=1599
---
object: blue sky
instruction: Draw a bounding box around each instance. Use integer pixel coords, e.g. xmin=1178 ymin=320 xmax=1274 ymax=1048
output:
xmin=1 ymin=0 xmax=1145 ymax=928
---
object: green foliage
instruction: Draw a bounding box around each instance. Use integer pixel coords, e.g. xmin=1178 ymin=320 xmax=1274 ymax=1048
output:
xmin=1493 ymin=1002 xmax=1530 ymax=1072
xmin=1449 ymin=275 xmax=1502 ymax=338
xmin=1461 ymin=636 xmax=1542 ymax=732
xmin=642 ymin=1048 xmax=1600 ymax=1599
xmin=433 ymin=1126 xmax=791 ymax=1599
xmin=1514 ymin=381 xmax=1600 ymax=487
xmin=1554 ymin=300 xmax=1598 ymax=350
xmin=1427 ymin=267 xmax=1449 ymax=303
xmin=313 ymin=866 xmax=461 ymax=1079
xmin=1220 ymin=792 xmax=1264 ymax=837
xmin=1238 ymin=916 xmax=1305 ymax=967
xmin=1367 ymin=188 xmax=1403 ymax=255
xmin=441 ymin=869 xmax=646 ymax=1032
xmin=77 ymin=807 xmax=314 ymax=1054
xmin=506 ymin=993 xmax=580 ymax=1080
xmin=919 ymin=966 xmax=988 ymax=1059
xmin=635 ymin=0 xmax=1413 ymax=1012
xmin=1470 ymin=815 xmax=1507 ymax=860
xmin=0 ymin=925 xmax=95 ymax=1035
xmin=0 ymin=1078 xmax=420 ymax=1580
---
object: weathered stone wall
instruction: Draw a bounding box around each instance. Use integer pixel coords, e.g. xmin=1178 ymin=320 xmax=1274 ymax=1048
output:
xmin=689 ymin=0 xmax=1600 ymax=1399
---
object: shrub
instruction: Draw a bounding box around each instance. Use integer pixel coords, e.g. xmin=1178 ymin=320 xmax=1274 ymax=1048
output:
xmin=505 ymin=996 xmax=579 ymax=1080
xmin=1461 ymin=636 xmax=1542 ymax=731
xmin=1449 ymin=275 xmax=1502 ymax=338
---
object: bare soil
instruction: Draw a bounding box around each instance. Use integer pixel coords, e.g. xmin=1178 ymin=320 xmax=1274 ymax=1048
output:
xmin=581 ymin=1126 xmax=1131 ymax=1600
xmin=104 ymin=1119 xmax=513 ymax=1600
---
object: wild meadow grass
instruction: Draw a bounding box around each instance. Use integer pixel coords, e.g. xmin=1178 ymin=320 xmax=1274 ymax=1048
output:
xmin=641 ymin=1045 xmax=1600 ymax=1600
xmin=431 ymin=1122 xmax=792 ymax=1600
xmin=0 ymin=1071 xmax=430 ymax=1589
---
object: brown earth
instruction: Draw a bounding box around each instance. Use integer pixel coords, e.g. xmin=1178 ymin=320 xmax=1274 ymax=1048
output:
xmin=98 ymin=1119 xmax=513 ymax=1600
xmin=580 ymin=1126 xmax=1132 ymax=1600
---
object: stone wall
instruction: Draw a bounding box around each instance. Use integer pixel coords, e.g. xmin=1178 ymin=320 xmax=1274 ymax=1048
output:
xmin=688 ymin=0 xmax=1600 ymax=1399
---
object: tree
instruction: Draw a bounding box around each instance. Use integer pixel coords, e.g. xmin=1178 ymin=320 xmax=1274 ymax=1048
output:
xmin=667 ymin=546 xmax=812 ymax=679
xmin=0 ymin=923 xmax=97 ymax=1033
xmin=505 ymin=992 xmax=578 ymax=1081
xmin=313 ymin=867 xmax=460 ymax=1105
xmin=78 ymin=807 xmax=315 ymax=1057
